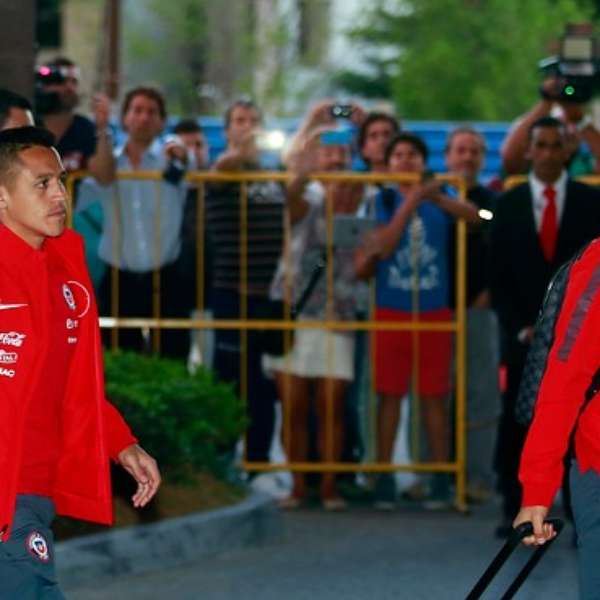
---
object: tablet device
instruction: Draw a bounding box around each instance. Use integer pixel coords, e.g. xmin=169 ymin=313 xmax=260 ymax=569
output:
xmin=332 ymin=215 xmax=376 ymax=248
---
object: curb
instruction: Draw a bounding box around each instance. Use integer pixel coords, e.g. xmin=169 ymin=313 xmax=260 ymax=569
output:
xmin=57 ymin=491 xmax=282 ymax=588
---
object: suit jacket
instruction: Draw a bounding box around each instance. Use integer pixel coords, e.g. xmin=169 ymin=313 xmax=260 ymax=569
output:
xmin=490 ymin=178 xmax=600 ymax=358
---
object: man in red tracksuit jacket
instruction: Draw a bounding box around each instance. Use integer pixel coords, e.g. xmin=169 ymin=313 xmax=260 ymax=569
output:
xmin=515 ymin=237 xmax=600 ymax=598
xmin=0 ymin=126 xmax=161 ymax=598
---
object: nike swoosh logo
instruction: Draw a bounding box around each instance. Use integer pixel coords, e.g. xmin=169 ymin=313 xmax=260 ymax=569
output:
xmin=0 ymin=303 xmax=28 ymax=310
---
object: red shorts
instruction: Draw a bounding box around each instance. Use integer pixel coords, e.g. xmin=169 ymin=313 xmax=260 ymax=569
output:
xmin=373 ymin=307 xmax=453 ymax=397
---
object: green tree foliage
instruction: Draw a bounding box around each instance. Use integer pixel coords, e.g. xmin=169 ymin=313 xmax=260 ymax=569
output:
xmin=123 ymin=0 xmax=208 ymax=115
xmin=336 ymin=0 xmax=595 ymax=120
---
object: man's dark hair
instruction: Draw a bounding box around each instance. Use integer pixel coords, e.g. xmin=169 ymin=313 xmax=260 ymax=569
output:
xmin=385 ymin=132 xmax=429 ymax=164
xmin=357 ymin=112 xmax=400 ymax=159
xmin=0 ymin=126 xmax=56 ymax=184
xmin=0 ymin=89 xmax=32 ymax=129
xmin=173 ymin=118 xmax=203 ymax=135
xmin=121 ymin=86 xmax=167 ymax=122
xmin=224 ymin=98 xmax=262 ymax=130
xmin=529 ymin=116 xmax=565 ymax=140
xmin=46 ymin=56 xmax=76 ymax=68
xmin=444 ymin=126 xmax=487 ymax=154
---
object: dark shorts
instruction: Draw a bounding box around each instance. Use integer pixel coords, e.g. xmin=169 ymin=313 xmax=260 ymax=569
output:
xmin=0 ymin=495 xmax=64 ymax=600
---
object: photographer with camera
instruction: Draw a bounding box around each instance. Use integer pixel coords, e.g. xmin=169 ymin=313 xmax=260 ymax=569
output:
xmin=36 ymin=57 xmax=114 ymax=186
xmin=502 ymin=78 xmax=600 ymax=176
xmin=265 ymin=131 xmax=364 ymax=510
xmin=502 ymin=25 xmax=600 ymax=177
xmin=283 ymin=99 xmax=366 ymax=173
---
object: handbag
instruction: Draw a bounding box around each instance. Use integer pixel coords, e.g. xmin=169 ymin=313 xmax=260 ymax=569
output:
xmin=255 ymin=254 xmax=326 ymax=357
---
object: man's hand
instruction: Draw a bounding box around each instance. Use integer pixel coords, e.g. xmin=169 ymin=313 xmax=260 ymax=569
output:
xmin=304 ymin=99 xmax=337 ymax=129
xmin=164 ymin=137 xmax=188 ymax=163
xmin=349 ymin=103 xmax=367 ymax=127
xmin=513 ymin=505 xmax=555 ymax=546
xmin=91 ymin=93 xmax=112 ymax=130
xmin=361 ymin=229 xmax=386 ymax=262
xmin=118 ymin=444 xmax=161 ymax=508
xmin=407 ymin=179 xmax=444 ymax=206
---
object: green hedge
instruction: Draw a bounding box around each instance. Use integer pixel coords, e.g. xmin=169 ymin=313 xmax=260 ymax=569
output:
xmin=104 ymin=351 xmax=246 ymax=482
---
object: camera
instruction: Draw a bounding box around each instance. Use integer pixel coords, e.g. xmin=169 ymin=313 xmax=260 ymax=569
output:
xmin=539 ymin=23 xmax=600 ymax=103
xmin=34 ymin=65 xmax=64 ymax=114
xmin=330 ymin=104 xmax=353 ymax=119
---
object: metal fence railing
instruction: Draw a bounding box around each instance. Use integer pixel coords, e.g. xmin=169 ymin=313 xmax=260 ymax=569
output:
xmin=67 ymin=170 xmax=469 ymax=511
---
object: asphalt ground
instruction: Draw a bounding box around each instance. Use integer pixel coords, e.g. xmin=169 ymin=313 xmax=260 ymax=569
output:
xmin=64 ymin=497 xmax=578 ymax=600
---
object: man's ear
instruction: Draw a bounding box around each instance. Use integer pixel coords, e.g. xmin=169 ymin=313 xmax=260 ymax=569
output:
xmin=0 ymin=183 xmax=9 ymax=210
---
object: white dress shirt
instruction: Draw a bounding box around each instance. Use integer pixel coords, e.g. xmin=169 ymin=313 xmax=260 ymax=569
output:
xmin=528 ymin=170 xmax=568 ymax=232
xmin=97 ymin=139 xmax=187 ymax=272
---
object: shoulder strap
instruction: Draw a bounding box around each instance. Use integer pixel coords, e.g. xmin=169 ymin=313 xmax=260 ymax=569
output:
xmin=292 ymin=253 xmax=326 ymax=316
xmin=515 ymin=242 xmax=590 ymax=425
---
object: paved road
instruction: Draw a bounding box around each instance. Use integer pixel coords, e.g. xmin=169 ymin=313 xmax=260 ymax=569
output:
xmin=63 ymin=500 xmax=577 ymax=600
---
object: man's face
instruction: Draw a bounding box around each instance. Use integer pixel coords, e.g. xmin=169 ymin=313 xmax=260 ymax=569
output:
xmin=445 ymin=132 xmax=484 ymax=184
xmin=388 ymin=141 xmax=425 ymax=174
xmin=226 ymin=105 xmax=260 ymax=146
xmin=2 ymin=108 xmax=34 ymax=130
xmin=316 ymin=144 xmax=350 ymax=171
xmin=527 ymin=126 xmax=568 ymax=182
xmin=123 ymin=94 xmax=165 ymax=144
xmin=361 ymin=119 xmax=396 ymax=169
xmin=43 ymin=67 xmax=80 ymax=112
xmin=178 ymin=131 xmax=208 ymax=168
xmin=0 ymin=146 xmax=68 ymax=248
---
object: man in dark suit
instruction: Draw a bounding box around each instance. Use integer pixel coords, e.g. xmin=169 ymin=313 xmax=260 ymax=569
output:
xmin=490 ymin=115 xmax=600 ymax=536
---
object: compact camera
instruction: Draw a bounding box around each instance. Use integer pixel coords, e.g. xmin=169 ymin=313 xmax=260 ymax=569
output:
xmin=330 ymin=104 xmax=353 ymax=119
xmin=34 ymin=65 xmax=65 ymax=114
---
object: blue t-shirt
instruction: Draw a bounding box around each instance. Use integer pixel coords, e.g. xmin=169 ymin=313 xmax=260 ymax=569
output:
xmin=375 ymin=187 xmax=453 ymax=312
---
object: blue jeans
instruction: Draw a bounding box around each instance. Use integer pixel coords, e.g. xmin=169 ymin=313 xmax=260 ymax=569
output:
xmin=0 ymin=495 xmax=64 ymax=600
xmin=570 ymin=461 xmax=600 ymax=599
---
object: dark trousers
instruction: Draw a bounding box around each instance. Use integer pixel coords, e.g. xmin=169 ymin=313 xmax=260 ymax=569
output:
xmin=0 ymin=495 xmax=64 ymax=600
xmin=212 ymin=289 xmax=277 ymax=463
xmin=494 ymin=346 xmax=528 ymax=519
xmin=99 ymin=262 xmax=193 ymax=359
xmin=570 ymin=461 xmax=600 ymax=598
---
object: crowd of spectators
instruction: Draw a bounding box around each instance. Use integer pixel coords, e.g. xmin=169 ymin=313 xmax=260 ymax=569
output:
xmin=4 ymin=58 xmax=600 ymax=527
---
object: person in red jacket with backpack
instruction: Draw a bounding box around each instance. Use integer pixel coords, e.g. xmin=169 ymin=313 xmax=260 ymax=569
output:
xmin=515 ymin=237 xmax=600 ymax=598
xmin=0 ymin=126 xmax=161 ymax=598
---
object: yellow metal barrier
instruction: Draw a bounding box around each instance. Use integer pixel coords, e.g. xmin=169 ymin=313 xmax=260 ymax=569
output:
xmin=504 ymin=174 xmax=600 ymax=189
xmin=67 ymin=169 xmax=469 ymax=511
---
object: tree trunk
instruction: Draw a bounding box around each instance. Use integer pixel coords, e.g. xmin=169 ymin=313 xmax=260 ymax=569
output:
xmin=0 ymin=1 xmax=36 ymax=100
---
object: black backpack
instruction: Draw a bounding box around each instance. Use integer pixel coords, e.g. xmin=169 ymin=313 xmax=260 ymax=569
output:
xmin=515 ymin=242 xmax=600 ymax=425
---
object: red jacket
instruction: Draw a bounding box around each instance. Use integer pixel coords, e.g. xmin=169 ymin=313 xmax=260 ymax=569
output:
xmin=520 ymin=238 xmax=600 ymax=507
xmin=0 ymin=225 xmax=136 ymax=541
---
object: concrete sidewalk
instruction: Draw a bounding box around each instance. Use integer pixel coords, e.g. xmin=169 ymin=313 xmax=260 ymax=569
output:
xmin=56 ymin=491 xmax=281 ymax=589
xmin=63 ymin=499 xmax=578 ymax=600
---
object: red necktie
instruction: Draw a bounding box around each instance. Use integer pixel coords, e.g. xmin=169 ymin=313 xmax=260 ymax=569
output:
xmin=540 ymin=186 xmax=557 ymax=262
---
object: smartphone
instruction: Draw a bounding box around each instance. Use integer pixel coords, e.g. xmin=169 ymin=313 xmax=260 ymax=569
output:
xmin=333 ymin=216 xmax=376 ymax=248
xmin=330 ymin=104 xmax=353 ymax=119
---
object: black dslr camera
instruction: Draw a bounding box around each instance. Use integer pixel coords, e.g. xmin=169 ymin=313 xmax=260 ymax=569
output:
xmin=34 ymin=65 xmax=64 ymax=114
xmin=539 ymin=23 xmax=600 ymax=104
